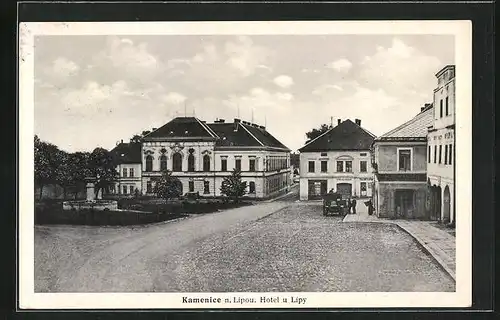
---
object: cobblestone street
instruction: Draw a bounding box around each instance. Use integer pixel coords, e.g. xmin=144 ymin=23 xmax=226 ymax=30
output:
xmin=35 ymin=194 xmax=455 ymax=293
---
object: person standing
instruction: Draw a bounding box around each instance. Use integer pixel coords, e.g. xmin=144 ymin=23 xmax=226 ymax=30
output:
xmin=352 ymin=198 xmax=357 ymax=214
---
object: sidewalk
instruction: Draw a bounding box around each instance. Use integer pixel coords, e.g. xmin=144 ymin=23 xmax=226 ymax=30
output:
xmin=342 ymin=202 xmax=456 ymax=281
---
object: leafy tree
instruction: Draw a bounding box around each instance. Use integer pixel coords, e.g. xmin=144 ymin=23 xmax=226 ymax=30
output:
xmin=54 ymin=149 xmax=72 ymax=199
xmin=154 ymin=170 xmax=182 ymax=201
xmin=34 ymin=135 xmax=60 ymax=199
xmin=67 ymin=151 xmax=91 ymax=199
xmin=87 ymin=147 xmax=119 ymax=198
xmin=220 ymin=169 xmax=247 ymax=203
xmin=305 ymin=124 xmax=331 ymax=143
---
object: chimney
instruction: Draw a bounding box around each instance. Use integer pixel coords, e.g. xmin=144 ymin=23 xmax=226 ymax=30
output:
xmin=234 ymin=118 xmax=241 ymax=123
xmin=121 ymin=139 xmax=123 ymax=143
xmin=220 ymin=119 xmax=225 ymax=123
xmin=337 ymin=119 xmax=341 ymax=125
xmin=355 ymin=119 xmax=361 ymax=126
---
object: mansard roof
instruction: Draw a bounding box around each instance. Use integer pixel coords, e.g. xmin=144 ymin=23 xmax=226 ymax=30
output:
xmin=141 ymin=117 xmax=290 ymax=151
xmin=298 ymin=119 xmax=375 ymax=152
xmin=143 ymin=117 xmax=218 ymax=140
xmin=376 ymin=105 xmax=433 ymax=142
xmin=111 ymin=142 xmax=142 ymax=164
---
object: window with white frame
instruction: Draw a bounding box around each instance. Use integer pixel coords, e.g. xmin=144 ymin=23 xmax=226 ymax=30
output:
xmin=345 ymin=161 xmax=353 ymax=172
xmin=360 ymin=160 xmax=367 ymax=172
xmin=397 ymin=148 xmax=412 ymax=171
xmin=129 ymin=168 xmax=134 ymax=177
xmin=336 ymin=161 xmax=344 ymax=172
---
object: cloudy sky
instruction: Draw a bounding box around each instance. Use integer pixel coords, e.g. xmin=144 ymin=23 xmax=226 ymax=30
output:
xmin=34 ymin=34 xmax=454 ymax=152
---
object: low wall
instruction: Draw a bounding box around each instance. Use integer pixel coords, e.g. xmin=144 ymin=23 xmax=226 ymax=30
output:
xmin=35 ymin=202 xmax=185 ymax=226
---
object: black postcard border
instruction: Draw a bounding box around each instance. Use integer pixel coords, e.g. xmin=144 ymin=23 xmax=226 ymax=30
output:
xmin=4 ymin=1 xmax=496 ymax=318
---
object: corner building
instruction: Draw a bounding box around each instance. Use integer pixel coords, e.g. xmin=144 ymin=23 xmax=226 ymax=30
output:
xmin=298 ymin=119 xmax=375 ymax=200
xmin=138 ymin=117 xmax=291 ymax=199
xmin=427 ymin=65 xmax=456 ymax=224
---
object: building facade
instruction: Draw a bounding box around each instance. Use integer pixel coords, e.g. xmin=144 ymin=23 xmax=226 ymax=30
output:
xmin=427 ymin=65 xmax=456 ymax=224
xmin=298 ymin=119 xmax=375 ymax=200
xmin=111 ymin=142 xmax=142 ymax=196
xmin=111 ymin=117 xmax=291 ymax=199
xmin=372 ymin=104 xmax=433 ymax=219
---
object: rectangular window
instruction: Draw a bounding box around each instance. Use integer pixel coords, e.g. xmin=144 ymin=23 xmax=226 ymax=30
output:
xmin=123 ymin=186 xmax=128 ymax=194
xmin=308 ymin=161 xmax=315 ymax=173
xmin=428 ymin=146 xmax=431 ymax=163
xmin=146 ymin=181 xmax=152 ymax=193
xmin=345 ymin=161 xmax=352 ymax=172
xmin=221 ymin=158 xmax=227 ymax=171
xmin=235 ymin=159 xmax=241 ymax=171
xmin=444 ymin=145 xmax=448 ymax=164
xmin=434 ymin=145 xmax=437 ymax=163
xmin=130 ymin=186 xmax=134 ymax=194
xmin=336 ymin=161 xmax=344 ymax=172
xmin=398 ymin=149 xmax=412 ymax=171
xmin=449 ymin=144 xmax=453 ymax=165
xmin=188 ymin=181 xmax=194 ymax=192
xmin=360 ymin=160 xmax=367 ymax=172
xmin=440 ymin=99 xmax=443 ymax=118
xmin=129 ymin=168 xmax=134 ymax=177
xmin=438 ymin=145 xmax=442 ymax=164
xmin=360 ymin=153 xmax=367 ymax=156
xmin=249 ymin=159 xmax=256 ymax=172
xmin=203 ymin=181 xmax=209 ymax=194
xmin=321 ymin=160 xmax=328 ymax=172
xmin=320 ymin=152 xmax=327 ymax=157
xmin=360 ymin=182 xmax=367 ymax=192
xmin=122 ymin=168 xmax=127 ymax=178
xmin=445 ymin=97 xmax=449 ymax=116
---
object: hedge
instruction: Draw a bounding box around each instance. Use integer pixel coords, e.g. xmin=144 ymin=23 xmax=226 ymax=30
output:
xmin=35 ymin=201 xmax=185 ymax=226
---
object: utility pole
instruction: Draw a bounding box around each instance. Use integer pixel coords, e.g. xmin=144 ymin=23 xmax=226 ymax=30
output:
xmin=251 ymin=109 xmax=254 ymax=123
xmin=237 ymin=103 xmax=240 ymax=119
xmin=184 ymin=100 xmax=187 ymax=117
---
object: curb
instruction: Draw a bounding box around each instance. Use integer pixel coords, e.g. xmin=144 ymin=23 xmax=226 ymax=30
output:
xmin=394 ymin=223 xmax=456 ymax=282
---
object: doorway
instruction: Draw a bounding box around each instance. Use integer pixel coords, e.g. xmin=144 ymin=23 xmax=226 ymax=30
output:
xmin=308 ymin=180 xmax=327 ymax=200
xmin=395 ymin=189 xmax=415 ymax=218
xmin=443 ymin=185 xmax=451 ymax=223
xmin=336 ymin=183 xmax=352 ymax=198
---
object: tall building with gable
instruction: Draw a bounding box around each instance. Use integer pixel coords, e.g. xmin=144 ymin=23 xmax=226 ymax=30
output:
xmin=427 ymin=65 xmax=456 ymax=224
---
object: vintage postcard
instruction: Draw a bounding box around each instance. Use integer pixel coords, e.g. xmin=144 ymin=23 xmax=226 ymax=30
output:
xmin=19 ymin=20 xmax=472 ymax=309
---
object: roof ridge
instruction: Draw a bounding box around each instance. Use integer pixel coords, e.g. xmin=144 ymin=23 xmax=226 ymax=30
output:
xmin=379 ymin=108 xmax=432 ymax=138
xmin=240 ymin=123 xmax=265 ymax=147
xmin=195 ymin=117 xmax=219 ymax=138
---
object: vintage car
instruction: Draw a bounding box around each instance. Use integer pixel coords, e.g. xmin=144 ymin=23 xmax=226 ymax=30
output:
xmin=322 ymin=192 xmax=348 ymax=216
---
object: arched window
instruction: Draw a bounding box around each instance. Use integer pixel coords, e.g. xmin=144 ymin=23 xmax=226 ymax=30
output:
xmin=203 ymin=155 xmax=210 ymax=171
xmin=160 ymin=155 xmax=167 ymax=171
xmin=187 ymin=154 xmax=195 ymax=172
xmin=173 ymin=153 xmax=182 ymax=172
xmin=249 ymin=181 xmax=255 ymax=194
xmin=145 ymin=155 xmax=153 ymax=172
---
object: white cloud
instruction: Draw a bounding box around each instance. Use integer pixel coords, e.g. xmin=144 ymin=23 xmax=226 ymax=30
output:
xmin=273 ymin=75 xmax=294 ymax=88
xmin=93 ymin=37 xmax=159 ymax=78
xmin=301 ymin=68 xmax=320 ymax=73
xmin=224 ymin=36 xmax=273 ymax=77
xmin=326 ymin=58 xmax=353 ymax=73
xmin=162 ymin=92 xmax=187 ymax=105
xmin=359 ymin=37 xmax=441 ymax=100
xmin=49 ymin=57 xmax=80 ymax=79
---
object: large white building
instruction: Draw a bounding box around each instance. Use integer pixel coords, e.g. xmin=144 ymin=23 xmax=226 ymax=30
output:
xmin=111 ymin=117 xmax=291 ymax=199
xmin=427 ymin=65 xmax=455 ymax=224
xmin=298 ymin=119 xmax=375 ymax=200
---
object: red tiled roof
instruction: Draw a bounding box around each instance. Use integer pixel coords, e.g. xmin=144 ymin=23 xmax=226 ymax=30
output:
xmin=298 ymin=119 xmax=375 ymax=152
